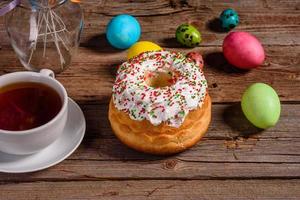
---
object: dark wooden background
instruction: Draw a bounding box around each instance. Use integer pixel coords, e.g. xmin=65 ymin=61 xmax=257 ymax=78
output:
xmin=0 ymin=0 xmax=300 ymax=199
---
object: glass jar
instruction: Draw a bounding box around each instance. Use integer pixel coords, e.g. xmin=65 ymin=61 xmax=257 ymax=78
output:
xmin=5 ymin=0 xmax=83 ymax=73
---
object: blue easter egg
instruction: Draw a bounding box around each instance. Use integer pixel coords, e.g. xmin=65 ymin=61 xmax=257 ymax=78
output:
xmin=106 ymin=14 xmax=141 ymax=49
xmin=220 ymin=9 xmax=239 ymax=30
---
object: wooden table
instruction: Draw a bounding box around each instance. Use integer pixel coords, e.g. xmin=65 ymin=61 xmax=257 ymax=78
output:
xmin=0 ymin=0 xmax=300 ymax=199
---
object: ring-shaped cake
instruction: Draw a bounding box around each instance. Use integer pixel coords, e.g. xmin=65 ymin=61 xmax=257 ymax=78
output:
xmin=109 ymin=50 xmax=211 ymax=155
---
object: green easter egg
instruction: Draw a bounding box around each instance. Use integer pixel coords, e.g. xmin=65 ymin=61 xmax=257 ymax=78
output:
xmin=175 ymin=24 xmax=201 ymax=47
xmin=241 ymin=83 xmax=281 ymax=129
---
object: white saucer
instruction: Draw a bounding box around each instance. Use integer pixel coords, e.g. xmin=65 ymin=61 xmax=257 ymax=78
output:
xmin=0 ymin=98 xmax=86 ymax=173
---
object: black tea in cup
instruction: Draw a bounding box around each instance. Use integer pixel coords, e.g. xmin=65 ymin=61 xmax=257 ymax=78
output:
xmin=0 ymin=82 xmax=62 ymax=131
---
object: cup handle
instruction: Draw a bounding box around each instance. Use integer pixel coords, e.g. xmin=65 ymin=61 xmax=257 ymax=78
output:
xmin=40 ymin=69 xmax=55 ymax=78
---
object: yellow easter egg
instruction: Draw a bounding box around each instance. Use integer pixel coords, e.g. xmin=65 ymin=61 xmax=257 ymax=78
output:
xmin=127 ymin=41 xmax=162 ymax=60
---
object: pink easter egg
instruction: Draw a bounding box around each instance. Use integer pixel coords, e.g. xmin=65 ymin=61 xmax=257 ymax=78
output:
xmin=223 ymin=31 xmax=265 ymax=69
xmin=186 ymin=52 xmax=204 ymax=70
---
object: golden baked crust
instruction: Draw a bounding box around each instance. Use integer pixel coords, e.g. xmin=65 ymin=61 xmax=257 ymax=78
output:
xmin=108 ymin=94 xmax=212 ymax=155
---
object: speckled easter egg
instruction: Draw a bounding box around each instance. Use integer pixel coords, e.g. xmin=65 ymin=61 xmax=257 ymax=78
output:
xmin=186 ymin=52 xmax=204 ymax=69
xmin=176 ymin=24 xmax=201 ymax=47
xmin=220 ymin=8 xmax=239 ymax=30
xmin=241 ymin=83 xmax=281 ymax=129
xmin=127 ymin=41 xmax=162 ymax=60
xmin=223 ymin=31 xmax=265 ymax=69
xmin=106 ymin=14 xmax=141 ymax=49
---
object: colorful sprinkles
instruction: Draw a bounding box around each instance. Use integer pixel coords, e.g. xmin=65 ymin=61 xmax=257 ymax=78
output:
xmin=112 ymin=50 xmax=208 ymax=127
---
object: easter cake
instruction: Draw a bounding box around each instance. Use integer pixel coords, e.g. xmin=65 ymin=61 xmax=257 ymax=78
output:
xmin=108 ymin=50 xmax=211 ymax=155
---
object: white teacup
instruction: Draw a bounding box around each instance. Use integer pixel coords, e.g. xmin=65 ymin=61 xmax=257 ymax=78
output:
xmin=0 ymin=69 xmax=68 ymax=155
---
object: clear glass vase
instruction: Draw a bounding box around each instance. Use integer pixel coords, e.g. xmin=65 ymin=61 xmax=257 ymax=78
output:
xmin=5 ymin=0 xmax=83 ymax=73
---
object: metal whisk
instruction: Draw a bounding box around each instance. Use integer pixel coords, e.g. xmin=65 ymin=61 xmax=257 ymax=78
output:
xmin=28 ymin=0 xmax=71 ymax=70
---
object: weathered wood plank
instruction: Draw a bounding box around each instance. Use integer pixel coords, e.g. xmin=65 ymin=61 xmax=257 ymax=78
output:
xmin=2 ymin=160 xmax=300 ymax=182
xmin=1 ymin=180 xmax=300 ymax=200
xmin=70 ymin=137 xmax=300 ymax=163
xmin=0 ymin=46 xmax=299 ymax=102
xmin=78 ymin=11 xmax=300 ymax=48
xmin=70 ymin=103 xmax=300 ymax=162
xmin=79 ymin=0 xmax=300 ymax=14
xmin=1 ymin=14 xmax=300 ymax=47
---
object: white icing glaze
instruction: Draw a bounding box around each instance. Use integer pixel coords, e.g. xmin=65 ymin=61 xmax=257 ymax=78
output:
xmin=112 ymin=50 xmax=207 ymax=128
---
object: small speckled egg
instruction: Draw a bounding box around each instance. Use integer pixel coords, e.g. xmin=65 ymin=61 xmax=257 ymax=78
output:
xmin=241 ymin=83 xmax=281 ymax=129
xmin=176 ymin=24 xmax=201 ymax=47
xmin=127 ymin=41 xmax=162 ymax=60
xmin=106 ymin=14 xmax=141 ymax=49
xmin=220 ymin=9 xmax=239 ymax=30
xmin=223 ymin=31 xmax=265 ymax=69
xmin=186 ymin=52 xmax=204 ymax=69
